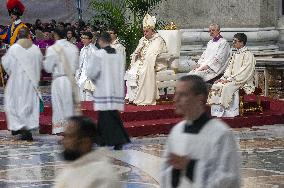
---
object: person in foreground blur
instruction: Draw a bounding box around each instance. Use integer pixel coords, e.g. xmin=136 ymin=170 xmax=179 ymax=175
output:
xmin=87 ymin=32 xmax=130 ymax=150
xmin=161 ymin=75 xmax=241 ymax=188
xmin=53 ymin=116 xmax=122 ymax=188
xmin=2 ymin=27 xmax=42 ymax=141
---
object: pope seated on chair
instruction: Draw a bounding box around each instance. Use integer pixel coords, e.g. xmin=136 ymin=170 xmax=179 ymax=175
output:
xmin=188 ymin=23 xmax=231 ymax=82
xmin=125 ymin=13 xmax=167 ymax=105
xmin=207 ymin=33 xmax=256 ymax=117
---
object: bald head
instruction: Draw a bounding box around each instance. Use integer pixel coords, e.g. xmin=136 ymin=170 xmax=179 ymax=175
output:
xmin=18 ymin=27 xmax=30 ymax=39
xmin=209 ymin=23 xmax=220 ymax=31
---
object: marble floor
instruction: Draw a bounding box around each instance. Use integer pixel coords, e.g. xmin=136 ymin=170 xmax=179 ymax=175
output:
xmin=0 ymin=124 xmax=283 ymax=188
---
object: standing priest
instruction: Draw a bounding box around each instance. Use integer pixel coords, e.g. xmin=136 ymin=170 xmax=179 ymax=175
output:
xmin=2 ymin=27 xmax=42 ymax=141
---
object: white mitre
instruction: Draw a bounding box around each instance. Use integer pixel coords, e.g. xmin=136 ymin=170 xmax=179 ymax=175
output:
xmin=143 ymin=13 xmax=156 ymax=29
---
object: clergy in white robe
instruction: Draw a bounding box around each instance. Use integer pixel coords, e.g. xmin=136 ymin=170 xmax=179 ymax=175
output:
xmin=208 ymin=33 xmax=256 ymax=117
xmin=2 ymin=28 xmax=42 ymax=140
xmin=54 ymin=116 xmax=122 ymax=188
xmin=161 ymin=75 xmax=241 ymax=188
xmin=108 ymin=28 xmax=126 ymax=60
xmin=86 ymin=32 xmax=130 ymax=150
xmin=43 ymin=29 xmax=79 ymax=134
xmin=188 ymin=23 xmax=230 ymax=82
xmin=76 ymin=32 xmax=97 ymax=101
xmin=125 ymin=13 xmax=167 ymax=105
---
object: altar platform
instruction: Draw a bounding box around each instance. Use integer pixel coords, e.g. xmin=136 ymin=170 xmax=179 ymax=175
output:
xmin=0 ymin=95 xmax=283 ymax=136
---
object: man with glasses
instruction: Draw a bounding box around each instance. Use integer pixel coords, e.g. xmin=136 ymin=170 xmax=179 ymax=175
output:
xmin=208 ymin=33 xmax=256 ymax=117
xmin=76 ymin=31 xmax=97 ymax=101
xmin=188 ymin=23 xmax=230 ymax=82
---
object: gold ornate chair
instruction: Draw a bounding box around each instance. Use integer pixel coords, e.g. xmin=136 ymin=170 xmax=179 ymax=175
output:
xmin=239 ymin=87 xmax=263 ymax=116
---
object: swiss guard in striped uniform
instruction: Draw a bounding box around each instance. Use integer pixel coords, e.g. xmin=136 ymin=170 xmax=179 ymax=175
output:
xmin=0 ymin=0 xmax=27 ymax=46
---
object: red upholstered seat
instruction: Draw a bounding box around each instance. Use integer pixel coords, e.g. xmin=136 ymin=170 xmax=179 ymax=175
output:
xmin=239 ymin=87 xmax=263 ymax=116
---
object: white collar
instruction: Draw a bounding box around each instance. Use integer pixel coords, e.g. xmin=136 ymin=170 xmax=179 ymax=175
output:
xmin=14 ymin=19 xmax=22 ymax=25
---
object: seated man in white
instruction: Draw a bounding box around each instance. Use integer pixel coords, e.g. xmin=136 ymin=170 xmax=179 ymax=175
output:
xmin=188 ymin=23 xmax=231 ymax=82
xmin=125 ymin=13 xmax=167 ymax=105
xmin=207 ymin=33 xmax=256 ymax=117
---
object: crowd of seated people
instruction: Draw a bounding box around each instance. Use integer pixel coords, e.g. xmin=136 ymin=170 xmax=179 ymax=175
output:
xmin=0 ymin=19 xmax=100 ymax=50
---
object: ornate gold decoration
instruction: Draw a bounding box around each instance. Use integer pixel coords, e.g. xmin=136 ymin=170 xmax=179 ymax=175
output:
xmin=164 ymin=22 xmax=177 ymax=30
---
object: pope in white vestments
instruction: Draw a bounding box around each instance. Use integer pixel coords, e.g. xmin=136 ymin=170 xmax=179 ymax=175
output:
xmin=188 ymin=24 xmax=230 ymax=82
xmin=76 ymin=32 xmax=97 ymax=101
xmin=161 ymin=75 xmax=241 ymax=188
xmin=208 ymin=33 xmax=256 ymax=117
xmin=2 ymin=33 xmax=42 ymax=135
xmin=43 ymin=29 xmax=79 ymax=134
xmin=125 ymin=13 xmax=167 ymax=105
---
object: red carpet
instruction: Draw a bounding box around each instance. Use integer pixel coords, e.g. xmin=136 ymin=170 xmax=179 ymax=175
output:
xmin=0 ymin=96 xmax=283 ymax=136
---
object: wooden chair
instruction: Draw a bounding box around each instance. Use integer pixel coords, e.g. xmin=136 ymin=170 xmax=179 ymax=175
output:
xmin=239 ymin=87 xmax=263 ymax=116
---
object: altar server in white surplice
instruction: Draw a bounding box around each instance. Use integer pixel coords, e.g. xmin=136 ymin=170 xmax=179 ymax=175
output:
xmin=86 ymin=32 xmax=130 ymax=150
xmin=76 ymin=32 xmax=97 ymax=101
xmin=43 ymin=28 xmax=79 ymax=134
xmin=161 ymin=75 xmax=241 ymax=188
xmin=125 ymin=13 xmax=167 ymax=105
xmin=188 ymin=23 xmax=230 ymax=82
xmin=2 ymin=27 xmax=42 ymax=141
xmin=208 ymin=33 xmax=256 ymax=117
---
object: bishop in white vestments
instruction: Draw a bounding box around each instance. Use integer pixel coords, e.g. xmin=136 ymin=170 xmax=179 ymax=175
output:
xmin=208 ymin=33 xmax=256 ymax=117
xmin=2 ymin=28 xmax=42 ymax=140
xmin=125 ymin=13 xmax=167 ymax=105
xmin=161 ymin=75 xmax=241 ymax=188
xmin=188 ymin=23 xmax=230 ymax=82
xmin=43 ymin=29 xmax=79 ymax=134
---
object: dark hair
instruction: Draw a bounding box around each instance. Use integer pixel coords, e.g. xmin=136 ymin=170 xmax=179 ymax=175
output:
xmin=53 ymin=28 xmax=66 ymax=39
xmin=107 ymin=27 xmax=118 ymax=34
xmin=98 ymin=32 xmax=112 ymax=43
xmin=179 ymin=75 xmax=209 ymax=97
xmin=9 ymin=6 xmax=23 ymax=17
xmin=234 ymin=33 xmax=247 ymax=45
xmin=81 ymin=31 xmax=93 ymax=39
xmin=18 ymin=27 xmax=30 ymax=39
xmin=68 ymin=116 xmax=97 ymax=141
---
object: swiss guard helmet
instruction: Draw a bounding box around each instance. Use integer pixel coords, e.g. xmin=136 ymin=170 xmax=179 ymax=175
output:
xmin=7 ymin=0 xmax=25 ymax=17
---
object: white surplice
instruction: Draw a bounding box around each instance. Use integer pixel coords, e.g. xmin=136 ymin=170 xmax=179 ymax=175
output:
xmin=125 ymin=33 xmax=167 ymax=105
xmin=111 ymin=38 xmax=126 ymax=58
xmin=161 ymin=119 xmax=241 ymax=188
xmin=207 ymin=46 xmax=256 ymax=117
xmin=43 ymin=39 xmax=79 ymax=134
xmin=76 ymin=43 xmax=97 ymax=101
xmin=53 ymin=148 xmax=122 ymax=188
xmin=86 ymin=48 xmax=125 ymax=111
xmin=2 ymin=40 xmax=43 ymax=131
xmin=189 ymin=38 xmax=230 ymax=81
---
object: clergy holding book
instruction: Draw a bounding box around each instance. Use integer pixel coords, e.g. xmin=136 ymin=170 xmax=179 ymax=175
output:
xmin=161 ymin=75 xmax=241 ymax=188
